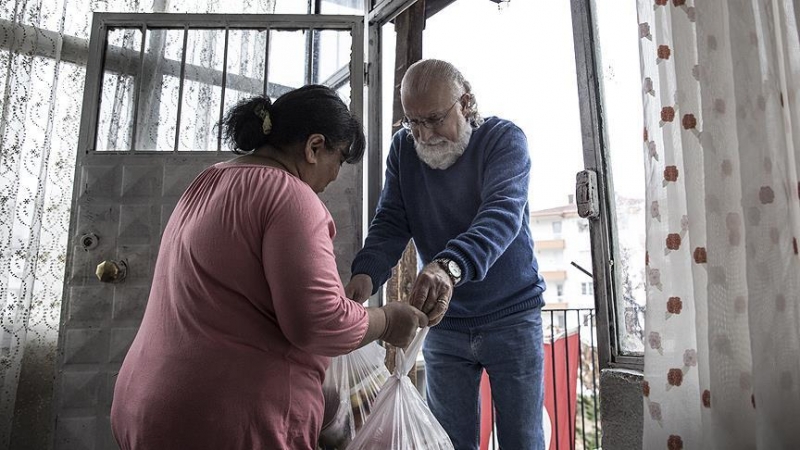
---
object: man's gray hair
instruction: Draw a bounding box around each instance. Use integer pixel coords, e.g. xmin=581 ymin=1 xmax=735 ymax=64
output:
xmin=401 ymin=59 xmax=484 ymax=127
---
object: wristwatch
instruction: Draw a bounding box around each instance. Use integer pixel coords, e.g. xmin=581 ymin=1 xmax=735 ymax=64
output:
xmin=434 ymin=258 xmax=462 ymax=285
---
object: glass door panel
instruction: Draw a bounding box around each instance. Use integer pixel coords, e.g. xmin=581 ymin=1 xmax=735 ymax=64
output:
xmin=592 ymin=0 xmax=646 ymax=354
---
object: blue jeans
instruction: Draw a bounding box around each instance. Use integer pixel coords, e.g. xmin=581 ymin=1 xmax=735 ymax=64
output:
xmin=423 ymin=307 xmax=545 ymax=450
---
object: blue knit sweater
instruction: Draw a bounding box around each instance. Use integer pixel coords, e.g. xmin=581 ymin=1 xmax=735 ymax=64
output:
xmin=351 ymin=117 xmax=546 ymax=330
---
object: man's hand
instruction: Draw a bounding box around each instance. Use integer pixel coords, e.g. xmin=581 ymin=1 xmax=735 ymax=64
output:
xmin=410 ymin=262 xmax=453 ymax=326
xmin=345 ymin=274 xmax=373 ymax=302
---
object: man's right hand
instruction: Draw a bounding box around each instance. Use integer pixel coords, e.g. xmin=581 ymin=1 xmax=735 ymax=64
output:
xmin=409 ymin=262 xmax=453 ymax=326
xmin=345 ymin=274 xmax=373 ymax=302
xmin=380 ymin=302 xmax=428 ymax=348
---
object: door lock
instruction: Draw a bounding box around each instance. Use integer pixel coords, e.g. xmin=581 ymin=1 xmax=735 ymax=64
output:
xmin=95 ymin=260 xmax=127 ymax=283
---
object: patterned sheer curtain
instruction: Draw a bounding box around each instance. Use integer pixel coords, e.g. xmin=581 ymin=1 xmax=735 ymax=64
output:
xmin=0 ymin=0 xmax=277 ymax=447
xmin=639 ymin=0 xmax=800 ymax=448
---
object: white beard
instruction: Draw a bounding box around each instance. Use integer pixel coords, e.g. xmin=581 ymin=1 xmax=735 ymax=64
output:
xmin=413 ymin=119 xmax=473 ymax=170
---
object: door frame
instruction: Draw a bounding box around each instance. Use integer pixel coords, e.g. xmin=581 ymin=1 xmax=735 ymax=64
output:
xmin=570 ymin=0 xmax=642 ymax=370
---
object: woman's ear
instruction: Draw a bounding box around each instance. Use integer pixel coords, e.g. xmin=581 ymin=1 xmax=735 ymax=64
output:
xmin=304 ymin=134 xmax=326 ymax=164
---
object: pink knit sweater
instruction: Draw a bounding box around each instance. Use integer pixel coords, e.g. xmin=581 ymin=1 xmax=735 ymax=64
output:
xmin=111 ymin=163 xmax=368 ymax=449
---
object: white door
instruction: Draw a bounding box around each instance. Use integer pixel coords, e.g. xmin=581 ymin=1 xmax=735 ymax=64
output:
xmin=52 ymin=13 xmax=365 ymax=449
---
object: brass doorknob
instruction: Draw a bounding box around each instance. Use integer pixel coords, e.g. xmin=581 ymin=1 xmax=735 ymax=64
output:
xmin=95 ymin=260 xmax=127 ymax=283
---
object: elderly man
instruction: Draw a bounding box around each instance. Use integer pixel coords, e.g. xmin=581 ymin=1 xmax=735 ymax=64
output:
xmin=345 ymin=59 xmax=546 ymax=449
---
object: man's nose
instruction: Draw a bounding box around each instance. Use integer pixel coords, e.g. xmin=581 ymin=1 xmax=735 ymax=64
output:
xmin=416 ymin=125 xmax=435 ymax=142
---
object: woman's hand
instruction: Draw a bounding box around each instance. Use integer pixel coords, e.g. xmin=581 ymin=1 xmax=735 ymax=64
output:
xmin=380 ymin=302 xmax=428 ymax=348
xmin=345 ymin=274 xmax=373 ymax=302
xmin=359 ymin=302 xmax=428 ymax=349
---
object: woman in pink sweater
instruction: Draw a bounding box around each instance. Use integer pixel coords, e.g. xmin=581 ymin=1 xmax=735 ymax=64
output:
xmin=110 ymin=85 xmax=427 ymax=450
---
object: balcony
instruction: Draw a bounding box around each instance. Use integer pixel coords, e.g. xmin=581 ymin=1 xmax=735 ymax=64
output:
xmin=414 ymin=308 xmax=601 ymax=450
xmin=478 ymin=308 xmax=600 ymax=450
xmin=541 ymin=270 xmax=568 ymax=282
xmin=537 ymin=239 xmax=567 ymax=250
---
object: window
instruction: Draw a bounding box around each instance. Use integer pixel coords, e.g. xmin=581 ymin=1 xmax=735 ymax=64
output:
xmin=556 ymin=284 xmax=564 ymax=297
xmin=581 ymin=282 xmax=593 ymax=296
xmin=551 ymin=221 xmax=562 ymax=237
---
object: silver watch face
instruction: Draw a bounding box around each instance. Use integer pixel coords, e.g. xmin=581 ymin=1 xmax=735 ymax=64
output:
xmin=447 ymin=260 xmax=462 ymax=278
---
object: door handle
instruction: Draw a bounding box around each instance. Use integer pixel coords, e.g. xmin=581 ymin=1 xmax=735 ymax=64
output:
xmin=95 ymin=260 xmax=127 ymax=283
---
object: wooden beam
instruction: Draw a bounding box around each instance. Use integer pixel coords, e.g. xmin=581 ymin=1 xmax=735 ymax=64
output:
xmin=384 ymin=0 xmax=425 ymax=377
xmin=391 ymin=0 xmax=425 ymax=130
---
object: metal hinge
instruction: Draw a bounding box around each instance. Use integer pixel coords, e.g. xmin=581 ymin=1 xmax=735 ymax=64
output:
xmin=364 ymin=62 xmax=370 ymax=85
xmin=576 ymin=169 xmax=600 ymax=219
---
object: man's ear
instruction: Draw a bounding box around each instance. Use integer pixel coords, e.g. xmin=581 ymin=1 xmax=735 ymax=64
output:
xmin=459 ymin=93 xmax=471 ymax=116
xmin=304 ymin=134 xmax=326 ymax=164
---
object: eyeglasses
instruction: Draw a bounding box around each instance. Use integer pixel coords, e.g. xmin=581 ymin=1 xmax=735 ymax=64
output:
xmin=400 ymin=100 xmax=459 ymax=130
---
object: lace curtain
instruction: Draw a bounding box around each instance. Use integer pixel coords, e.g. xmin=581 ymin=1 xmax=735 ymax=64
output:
xmin=639 ymin=0 xmax=800 ymax=448
xmin=0 ymin=1 xmax=279 ymax=447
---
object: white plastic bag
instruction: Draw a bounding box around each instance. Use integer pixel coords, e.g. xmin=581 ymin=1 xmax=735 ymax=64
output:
xmin=319 ymin=341 xmax=390 ymax=449
xmin=347 ymin=328 xmax=454 ymax=450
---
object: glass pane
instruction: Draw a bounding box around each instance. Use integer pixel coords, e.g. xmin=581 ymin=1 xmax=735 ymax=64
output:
xmin=96 ymin=28 xmax=142 ymax=151
xmin=178 ymin=29 xmax=226 ymax=152
xmin=268 ymin=30 xmax=308 ymax=98
xmin=134 ymin=29 xmax=184 ymax=151
xmin=223 ymin=29 xmax=268 ymax=140
xmin=593 ymin=0 xmax=646 ymax=354
xmin=313 ymin=29 xmax=351 ymax=89
xmin=424 ymin=1 xmax=593 ymax=308
xmin=320 ymin=0 xmax=364 ymax=14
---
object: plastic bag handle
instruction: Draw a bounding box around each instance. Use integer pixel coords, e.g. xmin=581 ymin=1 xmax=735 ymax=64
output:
xmin=394 ymin=327 xmax=429 ymax=377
